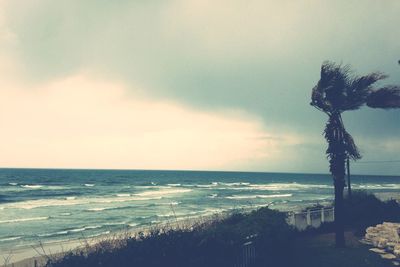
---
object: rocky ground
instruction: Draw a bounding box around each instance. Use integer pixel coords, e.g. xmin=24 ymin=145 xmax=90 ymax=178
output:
xmin=363 ymin=222 xmax=400 ymax=265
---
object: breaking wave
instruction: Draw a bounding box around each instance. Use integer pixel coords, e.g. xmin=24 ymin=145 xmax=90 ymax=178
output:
xmin=134 ymin=188 xmax=192 ymax=197
xmin=0 ymin=216 xmax=49 ymax=224
xmin=3 ymin=195 xmax=164 ymax=210
xmin=21 ymin=185 xmax=43 ymax=189
xmin=226 ymin=194 xmax=293 ymax=200
xmin=0 ymin=236 xmax=22 ymax=242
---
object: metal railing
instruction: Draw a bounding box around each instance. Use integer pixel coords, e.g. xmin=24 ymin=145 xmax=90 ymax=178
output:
xmin=286 ymin=207 xmax=335 ymax=230
xmin=234 ymin=240 xmax=256 ymax=267
xmin=233 ymin=207 xmax=335 ymax=267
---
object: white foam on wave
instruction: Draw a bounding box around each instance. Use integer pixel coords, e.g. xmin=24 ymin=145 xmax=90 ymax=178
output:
xmin=159 ymin=201 xmax=180 ymax=206
xmin=70 ymin=227 xmax=86 ymax=233
xmin=247 ymin=183 xmax=332 ymax=191
xmin=0 ymin=216 xmax=49 ymax=224
xmin=37 ymin=225 xmax=102 ymax=237
xmin=21 ymin=184 xmax=43 ymax=189
xmin=104 ymin=221 xmax=126 ymax=226
xmin=20 ymin=184 xmax=65 ymax=190
xmin=4 ymin=194 xmax=164 ymax=210
xmin=220 ymin=182 xmax=250 ymax=186
xmin=167 ymin=183 xmax=181 ymax=187
xmin=196 ymin=184 xmax=216 ymax=188
xmin=195 ymin=182 xmax=332 ymax=191
xmin=353 ymin=183 xmax=400 ymax=190
xmin=8 ymin=182 xmax=18 ymax=186
xmin=37 ymin=231 xmax=66 ymax=237
xmin=186 ymin=182 xmax=219 ymax=188
xmin=199 ymin=208 xmax=225 ymax=217
xmin=116 ymin=194 xmax=131 ymax=197
xmin=134 ymin=188 xmax=192 ymax=197
xmin=87 ymin=207 xmax=108 ymax=212
xmin=135 ymin=185 xmax=171 ymax=189
xmin=226 ymin=194 xmax=293 ymax=200
xmin=0 ymin=236 xmax=22 ymax=242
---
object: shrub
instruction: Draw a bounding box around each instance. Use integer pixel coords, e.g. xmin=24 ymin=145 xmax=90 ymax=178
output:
xmin=343 ymin=190 xmax=400 ymax=235
xmin=45 ymin=207 xmax=295 ymax=267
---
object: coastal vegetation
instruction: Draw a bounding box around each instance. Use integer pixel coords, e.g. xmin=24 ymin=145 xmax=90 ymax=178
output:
xmin=310 ymin=61 xmax=400 ymax=247
xmin=44 ymin=207 xmax=295 ymax=267
xmin=41 ymin=191 xmax=400 ymax=267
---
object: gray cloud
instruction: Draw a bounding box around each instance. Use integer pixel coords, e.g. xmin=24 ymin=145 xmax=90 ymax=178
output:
xmin=2 ymin=0 xmax=400 ymax=174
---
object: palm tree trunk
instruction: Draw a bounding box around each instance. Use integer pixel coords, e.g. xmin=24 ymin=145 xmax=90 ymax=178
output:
xmin=334 ymin=176 xmax=346 ymax=247
xmin=326 ymin=113 xmax=347 ymax=247
xmin=347 ymin=157 xmax=352 ymax=198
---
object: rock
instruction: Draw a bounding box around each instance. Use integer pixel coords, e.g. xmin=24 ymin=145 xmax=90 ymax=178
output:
xmin=369 ymin=248 xmax=386 ymax=254
xmin=377 ymin=238 xmax=388 ymax=248
xmin=394 ymin=246 xmax=400 ymax=257
xmin=380 ymin=253 xmax=397 ymax=260
xmin=365 ymin=233 xmax=378 ymax=239
xmin=364 ymin=222 xmax=400 ymax=260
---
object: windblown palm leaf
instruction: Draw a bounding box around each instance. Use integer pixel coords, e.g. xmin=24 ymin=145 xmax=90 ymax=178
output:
xmin=323 ymin=114 xmax=361 ymax=176
xmin=311 ymin=61 xmax=387 ymax=114
xmin=344 ymin=73 xmax=387 ymax=110
xmin=366 ymin=86 xmax=400 ymax=108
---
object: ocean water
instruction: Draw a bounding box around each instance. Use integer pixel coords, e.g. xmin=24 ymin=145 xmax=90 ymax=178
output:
xmin=0 ymin=168 xmax=399 ymax=252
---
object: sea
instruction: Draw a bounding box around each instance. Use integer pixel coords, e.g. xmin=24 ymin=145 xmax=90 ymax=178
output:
xmin=0 ymin=168 xmax=399 ymax=253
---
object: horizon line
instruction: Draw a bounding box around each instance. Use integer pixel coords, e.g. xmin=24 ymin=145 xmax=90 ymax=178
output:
xmin=0 ymin=166 xmax=397 ymax=177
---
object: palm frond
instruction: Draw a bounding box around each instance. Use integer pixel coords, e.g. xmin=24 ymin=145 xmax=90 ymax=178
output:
xmin=311 ymin=61 xmax=387 ymax=113
xmin=311 ymin=61 xmax=350 ymax=113
xmin=323 ymin=114 xmax=361 ymax=176
xmin=366 ymin=86 xmax=400 ymax=109
xmin=311 ymin=85 xmax=331 ymax=112
xmin=343 ymin=73 xmax=387 ymax=110
xmin=343 ymin=130 xmax=361 ymax=160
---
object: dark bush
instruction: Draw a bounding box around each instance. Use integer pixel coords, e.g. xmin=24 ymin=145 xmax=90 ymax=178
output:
xmin=343 ymin=190 xmax=400 ymax=235
xmin=45 ymin=207 xmax=295 ymax=267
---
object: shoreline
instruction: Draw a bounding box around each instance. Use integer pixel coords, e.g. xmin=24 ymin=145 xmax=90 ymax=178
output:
xmin=1 ymin=193 xmax=398 ymax=267
xmin=0 ymin=209 xmax=234 ymax=267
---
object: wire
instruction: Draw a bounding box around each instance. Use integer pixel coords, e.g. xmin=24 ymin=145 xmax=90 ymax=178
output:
xmin=353 ymin=160 xmax=400 ymax=164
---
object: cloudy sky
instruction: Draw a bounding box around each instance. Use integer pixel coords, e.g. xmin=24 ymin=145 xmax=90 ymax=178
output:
xmin=0 ymin=0 xmax=399 ymax=175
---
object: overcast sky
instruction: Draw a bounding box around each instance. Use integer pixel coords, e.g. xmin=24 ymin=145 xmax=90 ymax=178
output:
xmin=0 ymin=0 xmax=399 ymax=175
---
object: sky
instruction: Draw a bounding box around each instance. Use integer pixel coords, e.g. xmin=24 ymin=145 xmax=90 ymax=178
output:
xmin=0 ymin=0 xmax=399 ymax=175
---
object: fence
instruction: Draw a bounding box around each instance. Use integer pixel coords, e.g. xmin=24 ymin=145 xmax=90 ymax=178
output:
xmin=233 ymin=207 xmax=335 ymax=267
xmin=286 ymin=207 xmax=335 ymax=231
xmin=234 ymin=240 xmax=256 ymax=267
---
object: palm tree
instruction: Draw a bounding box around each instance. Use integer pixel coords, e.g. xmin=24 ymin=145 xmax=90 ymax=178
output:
xmin=310 ymin=61 xmax=388 ymax=247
